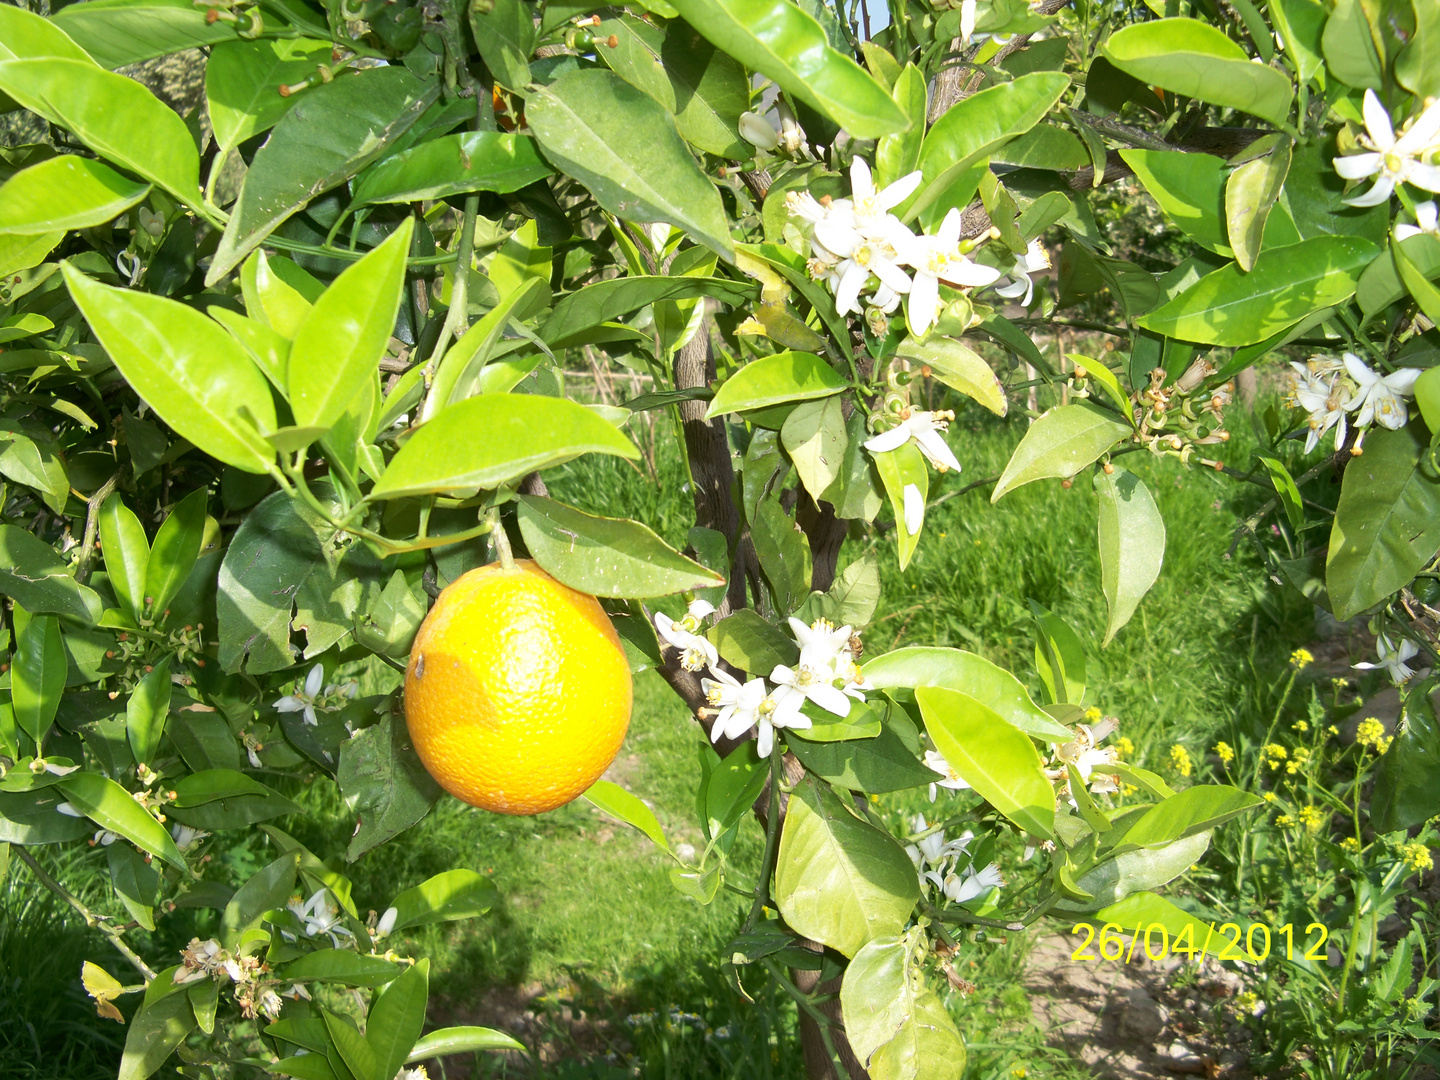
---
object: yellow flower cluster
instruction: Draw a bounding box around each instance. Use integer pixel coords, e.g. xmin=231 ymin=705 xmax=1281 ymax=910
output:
xmin=1214 ymin=741 xmax=1235 ymax=764
xmin=1263 ymin=792 xmax=1277 ymax=802
xmin=1291 ymin=647 xmax=1314 ymax=670
xmin=1084 ymin=706 xmax=1103 ymax=723
xmin=1114 ymin=736 xmax=1135 ymax=760
xmin=1293 ymin=719 xmax=1309 ymax=733
xmin=1297 ymin=805 xmax=1324 ymax=832
xmin=1265 ymin=744 xmax=1288 ymax=770
xmin=1285 ymin=746 xmax=1311 ymax=775
xmin=1356 ymin=718 xmax=1393 ymax=753
xmin=1400 ymin=842 xmax=1434 ymax=873
xmin=1340 ymin=837 xmax=1361 ymax=854
xmin=1276 ymin=814 xmax=1294 ymax=827
xmin=1169 ymin=744 xmax=1193 ymax=778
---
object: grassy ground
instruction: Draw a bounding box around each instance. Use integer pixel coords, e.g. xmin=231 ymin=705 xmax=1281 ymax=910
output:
xmin=2 ymin=382 xmax=1316 ymax=1080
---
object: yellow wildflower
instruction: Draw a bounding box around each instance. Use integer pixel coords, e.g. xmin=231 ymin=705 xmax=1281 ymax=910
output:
xmin=1293 ymin=720 xmax=1310 ymax=733
xmin=1290 ymin=647 xmax=1313 ymax=670
xmin=1263 ymin=792 xmax=1277 ymax=802
xmin=1340 ymin=837 xmax=1361 ymax=853
xmin=1214 ymin=741 xmax=1235 ymax=765
xmin=1084 ymin=706 xmax=1103 ymax=723
xmin=1169 ymin=744 xmax=1193 ymax=778
xmin=1265 ymin=744 xmax=1287 ymax=769
xmin=1114 ymin=736 xmax=1135 ymax=760
xmin=1328 ymin=725 xmax=1339 ymax=737
xmin=1356 ymin=718 xmax=1388 ymax=751
xmin=1276 ymin=814 xmax=1294 ymax=827
xmin=1297 ymin=805 xmax=1324 ymax=832
xmin=1401 ymin=842 xmax=1434 ymax=873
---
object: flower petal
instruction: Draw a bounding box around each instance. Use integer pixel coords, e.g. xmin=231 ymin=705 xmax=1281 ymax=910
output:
xmin=914 ymin=426 xmax=963 ymax=473
xmin=863 ymin=425 xmax=911 ymax=454
xmin=304 ymin=664 xmax=324 ymax=697
xmin=903 ymin=483 xmax=924 ymax=535
xmin=878 ymin=170 xmax=923 ymax=211
xmin=1362 ymin=89 xmax=1395 ymax=150
xmin=1343 ymin=176 xmax=1395 ymax=207
xmin=805 ymin=682 xmax=852 ymax=717
xmin=1333 ymin=152 xmax=1383 ymax=180
xmin=906 ymin=271 xmax=939 ymax=335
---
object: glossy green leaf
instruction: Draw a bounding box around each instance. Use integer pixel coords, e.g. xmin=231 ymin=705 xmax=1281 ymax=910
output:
xmin=1398 ymin=0 xmax=1440 ymax=98
xmin=1094 ymin=468 xmax=1165 ymax=646
xmin=337 ymin=713 xmax=443 ymax=861
xmin=1074 ymin=891 xmax=1223 ymax=954
xmin=1321 ymin=0 xmax=1382 ymax=89
xmin=1257 ymin=454 xmax=1304 ymax=532
xmin=1061 ymin=830 xmax=1212 ymax=913
xmin=706 ymin=352 xmax=847 ymax=417
xmin=51 ymin=0 xmax=238 ymax=69
xmin=1417 ymin=368 xmax=1440 ymax=434
xmin=11 ymin=615 xmax=65 ymax=743
xmin=276 ymin=951 xmax=397 ymax=989
xmin=1395 ymin=233 xmax=1440 ymax=324
xmin=0 ymin=3 xmax=96 ymax=63
xmin=288 ymin=219 xmax=413 ymax=431
xmin=912 ymin=72 xmax=1070 ymax=222
xmin=1100 ymin=18 xmax=1293 ymax=125
xmin=0 ymin=524 xmax=104 ymax=624
xmin=126 ymin=656 xmax=171 ymax=767
xmin=583 ymin=779 xmax=673 ymax=854
xmin=323 ymin=1009 xmax=378 ymax=1080
xmin=871 ymin=441 xmax=927 ymax=571
xmin=0 ymin=232 xmax=62 ymax=278
xmin=915 ymin=686 xmax=1055 ymax=840
xmin=146 ymin=487 xmax=209 ymax=621
xmin=372 ymin=394 xmax=639 ymax=499
xmin=98 ymin=495 xmax=149 ymax=622
xmin=109 ymin=842 xmax=161 ymax=930
xmin=1137 ymin=236 xmax=1378 ymax=346
xmin=387 ymin=869 xmax=497 ymax=932
xmin=1226 ymin=141 xmax=1291 ymax=272
xmin=1373 ymin=679 xmax=1440 ymax=832
xmin=897 ymin=335 xmax=1006 ymax=415
xmin=774 ymin=775 xmax=919 ymax=957
xmin=118 ymin=991 xmax=195 ymax=1080
xmin=1030 ymin=600 xmax=1086 ymax=705
xmin=516 ymin=495 xmax=722 ymax=599
xmin=0 ymin=419 xmax=68 ymax=513
xmin=0 ymin=156 xmax=148 ymax=234
xmin=207 ymin=37 xmax=335 ymax=154
xmin=541 ymin=275 xmax=752 ymax=348
xmin=406 ymin=1027 xmax=525 ymax=1062
xmin=171 ymin=769 xmax=272 ymax=806
xmin=0 ymin=59 xmax=199 ymax=204
xmin=0 ymin=788 xmax=90 ymax=844
xmin=992 ymin=402 xmax=1131 ymax=502
xmin=352 ymin=132 xmax=551 ymax=206
xmin=667 ymin=0 xmax=907 ymax=139
xmin=1356 ymin=233 xmax=1440 ymax=319
xmin=788 ymin=724 xmax=936 ymax=794
xmin=221 ymin=850 xmax=300 ymax=947
xmin=1120 ymin=785 xmax=1262 ymax=848
xmin=597 ymin=14 xmax=749 ymax=159
xmin=875 ymin=65 xmax=928 ymax=190
xmin=707 ymin=609 xmax=798 ymax=676
xmin=0 ymin=313 xmax=52 ymax=344
xmin=1327 ymin=423 xmax=1440 ymax=621
xmin=368 ymin=960 xmax=429 ymax=1080
xmin=781 ymin=396 xmax=847 ymax=503
xmin=62 ymin=266 xmax=277 ymax=473
xmin=1118 ymin=149 xmax=1231 ymax=257
xmin=58 ymin=773 xmax=186 ymax=871
xmin=469 ymin=0 xmax=534 ymax=91
xmin=208 ymin=67 xmax=435 ymax=283
xmin=751 ymin=494 xmax=812 ymax=614
xmin=842 ymin=934 xmax=966 ymax=1080
xmin=526 ymin=69 xmax=733 ymax=260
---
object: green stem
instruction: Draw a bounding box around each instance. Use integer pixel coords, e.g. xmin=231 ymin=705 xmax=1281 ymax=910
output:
xmin=419 ymin=194 xmax=481 ymax=422
xmin=1334 ymin=881 xmax=1366 ymax=1018
xmin=741 ymin=749 xmax=785 ymax=935
xmin=488 ymin=506 xmax=515 ymax=569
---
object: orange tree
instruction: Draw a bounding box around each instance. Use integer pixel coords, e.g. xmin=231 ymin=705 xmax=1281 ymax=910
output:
xmin=0 ymin=0 xmax=1437 ymax=1076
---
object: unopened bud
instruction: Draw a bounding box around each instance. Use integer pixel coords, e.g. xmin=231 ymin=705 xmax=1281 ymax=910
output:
xmin=1061 ymin=478 xmax=1073 ymax=489
xmin=1102 ymin=462 xmax=1114 ymax=474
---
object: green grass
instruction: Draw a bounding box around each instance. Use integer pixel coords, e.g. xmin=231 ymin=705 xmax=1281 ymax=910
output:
xmin=3 ymin=389 xmax=1318 ymax=1080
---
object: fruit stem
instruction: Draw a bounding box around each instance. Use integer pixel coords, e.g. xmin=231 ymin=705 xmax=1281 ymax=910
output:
xmin=488 ymin=507 xmax=515 ymax=570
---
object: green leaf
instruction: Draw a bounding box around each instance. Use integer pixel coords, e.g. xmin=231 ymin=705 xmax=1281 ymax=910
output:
xmin=170 ymin=769 xmax=273 ymax=806
xmin=367 ymin=960 xmax=429 ymax=1080
xmin=109 ymin=842 xmax=161 ymax=930
xmin=706 ymin=352 xmax=847 ymax=417
xmin=1326 ymin=423 xmax=1440 ymax=621
xmin=871 ymin=441 xmax=927 ymax=571
xmin=1074 ymin=891 xmax=1223 ymax=955
xmin=126 ymin=656 xmax=171 ymax=767
xmin=351 ymin=132 xmax=552 ymax=205
xmin=1417 ymin=368 xmax=1440 ymax=434
xmin=1225 ymin=141 xmax=1291 ymax=272
xmin=222 ymin=850 xmax=301 ymax=947
xmin=912 ymin=72 xmax=1070 ymax=223
xmin=751 ymin=495 xmax=812 ymax=614
xmin=1394 ymin=232 xmax=1440 ymax=324
xmin=0 ymin=156 xmax=149 ymax=234
xmin=708 ymin=609 xmax=798 ymax=676
xmin=11 ymin=615 xmax=65 ymax=743
xmin=145 ymin=487 xmax=209 ymax=621
xmin=1398 ymin=0 xmax=1440 ymax=99
xmin=0 ymin=232 xmax=62 ymax=278
xmin=0 ymin=58 xmax=199 ymax=204
xmin=0 ymin=420 xmax=68 ymax=513
xmin=0 ymin=313 xmax=52 ymax=343
xmin=1118 ymin=149 xmax=1232 ymax=257
xmin=288 ymin=219 xmax=413 ymax=431
xmin=1137 ymin=235 xmax=1378 ymax=347
xmin=516 ymin=495 xmax=722 ymax=599
xmin=991 ymin=401 xmax=1132 ymax=502
xmin=0 ymin=524 xmax=104 ymax=623
xmin=1322 ymin=0 xmax=1382 ymax=89
xmin=0 ymin=3 xmax=96 ymax=63
xmin=469 ymin=0 xmax=534 ymax=91
xmin=371 ymin=394 xmax=640 ymax=499
xmin=1356 ymin=234 xmax=1440 ymax=319
xmin=1060 ymin=831 xmax=1212 ymax=913
xmin=788 ymin=724 xmax=936 ymax=794
xmin=58 ymin=773 xmax=187 ymax=871
xmin=337 ymin=713 xmax=442 ymax=861
xmin=387 ymin=869 xmax=497 ymax=931
xmin=1030 ymin=600 xmax=1086 ymax=705
xmin=1373 ymin=679 xmax=1440 ymax=832
xmin=50 ymin=0 xmax=239 ymax=68
xmin=0 ymin=789 xmax=91 ymax=844
xmin=1100 ymin=18 xmax=1294 ymax=126
xmin=1119 ymin=785 xmax=1263 ymax=848
xmin=864 ymin=645 xmax=1073 ymax=741
xmin=118 ymin=991 xmax=195 ymax=1080
xmin=875 ymin=65 xmax=928 ymax=190
xmin=781 ymin=396 xmax=847 ymax=503
xmin=324 ymin=1009 xmax=379 ymax=1080
xmin=841 ymin=935 xmax=965 ymax=1080
xmin=915 ymin=686 xmax=1055 ymax=840
xmin=206 ymin=38 xmax=336 ymax=154
xmin=774 ymin=775 xmax=919 ymax=958
xmin=354 ymin=570 xmax=425 ymax=659
xmin=406 ymin=1027 xmax=525 ymax=1062
xmin=597 ymin=14 xmax=749 ymax=159
xmin=1094 ymin=468 xmax=1165 ymax=646
xmin=1257 ymin=454 xmax=1304 ymax=532
xmin=582 ymin=779 xmax=672 ymax=854
xmin=62 ymin=266 xmax=277 ymax=473
xmin=540 ymin=275 xmax=753 ymax=348
xmin=667 ymin=0 xmax=907 ymax=139
xmin=1271 ymin=0 xmax=1326 ymax=81
xmin=896 ymin=336 xmax=1006 ymax=416
xmin=527 ymin=68 xmax=733 ymax=260
xmin=208 ymin=67 xmax=436 ymax=283
xmin=239 ymin=250 xmax=316 ymax=340
xmin=98 ymin=495 xmax=149 ymax=623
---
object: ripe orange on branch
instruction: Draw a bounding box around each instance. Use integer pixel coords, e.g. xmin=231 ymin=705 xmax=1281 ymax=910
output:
xmin=403 ymin=558 xmax=632 ymax=816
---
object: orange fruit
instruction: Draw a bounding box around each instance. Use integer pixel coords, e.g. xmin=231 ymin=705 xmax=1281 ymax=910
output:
xmin=403 ymin=558 xmax=632 ymax=815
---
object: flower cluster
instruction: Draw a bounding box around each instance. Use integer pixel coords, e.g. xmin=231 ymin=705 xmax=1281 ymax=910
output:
xmin=1355 ymin=717 xmax=1394 ymax=753
xmin=1399 ymin=840 xmax=1434 ymax=873
xmin=1287 ymin=353 xmax=1421 ymax=454
xmin=656 ymin=602 xmax=872 ymax=757
xmin=787 ymin=159 xmax=1042 ymax=335
xmin=273 ymin=662 xmax=359 ymax=727
xmin=1044 ymin=716 xmax=1123 ymax=803
xmin=284 ymin=887 xmax=355 ymax=948
xmin=1333 ymin=90 xmax=1440 ymax=207
xmin=174 ymin=937 xmax=296 ymax=1021
xmin=904 ymin=814 xmax=1005 ymax=904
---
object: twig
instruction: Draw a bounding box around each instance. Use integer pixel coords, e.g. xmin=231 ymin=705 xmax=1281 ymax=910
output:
xmin=14 ymin=846 xmax=157 ymax=982
xmin=419 ymin=196 xmax=479 ymax=422
xmin=74 ymin=473 xmax=119 ymax=584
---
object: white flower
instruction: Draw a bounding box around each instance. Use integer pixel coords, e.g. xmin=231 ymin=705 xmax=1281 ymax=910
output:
xmin=1396 ymin=200 xmax=1440 ymax=241
xmin=829 ymin=236 xmax=914 ymax=317
xmin=1288 ymin=360 xmax=1350 ymax=453
xmin=991 ymin=239 xmax=1051 ymax=307
xmin=171 ymin=823 xmax=210 ymax=852
xmin=863 ymin=408 xmax=963 ymax=473
xmin=375 ymin=906 xmax=399 ymax=939
xmin=1354 ymin=635 xmax=1420 ymax=684
xmin=904 ymin=814 xmax=975 ymax=890
xmin=770 ymin=657 xmax=851 ymax=722
xmin=754 ymin=691 xmax=807 ymax=758
xmin=222 ymin=958 xmax=246 ymax=983
xmin=91 ymin=829 xmax=119 ymax=847
xmin=1333 ymin=89 xmax=1440 ymax=207
xmin=396 ymin=1067 xmax=430 ymax=1080
xmin=700 ymin=666 xmax=770 ymax=744
xmin=832 ymin=158 xmax=922 ymax=239
xmin=258 ymin=988 xmax=284 ymax=1020
xmin=1342 ymin=352 xmax=1421 ymax=431
xmin=654 ymin=599 xmax=718 ymax=672
xmin=288 ymin=888 xmax=355 ymax=948
xmin=896 ymin=208 xmax=1003 ymax=333
xmin=944 ymin=861 xmax=1004 ymax=903
xmin=738 ymin=110 xmax=779 ymax=150
xmin=924 ymin=748 xmax=972 ymax=802
xmin=902 ymin=484 xmax=923 ymax=535
xmin=787 ymin=617 xmax=853 ymax=668
xmin=274 ymin=663 xmax=325 ymax=726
